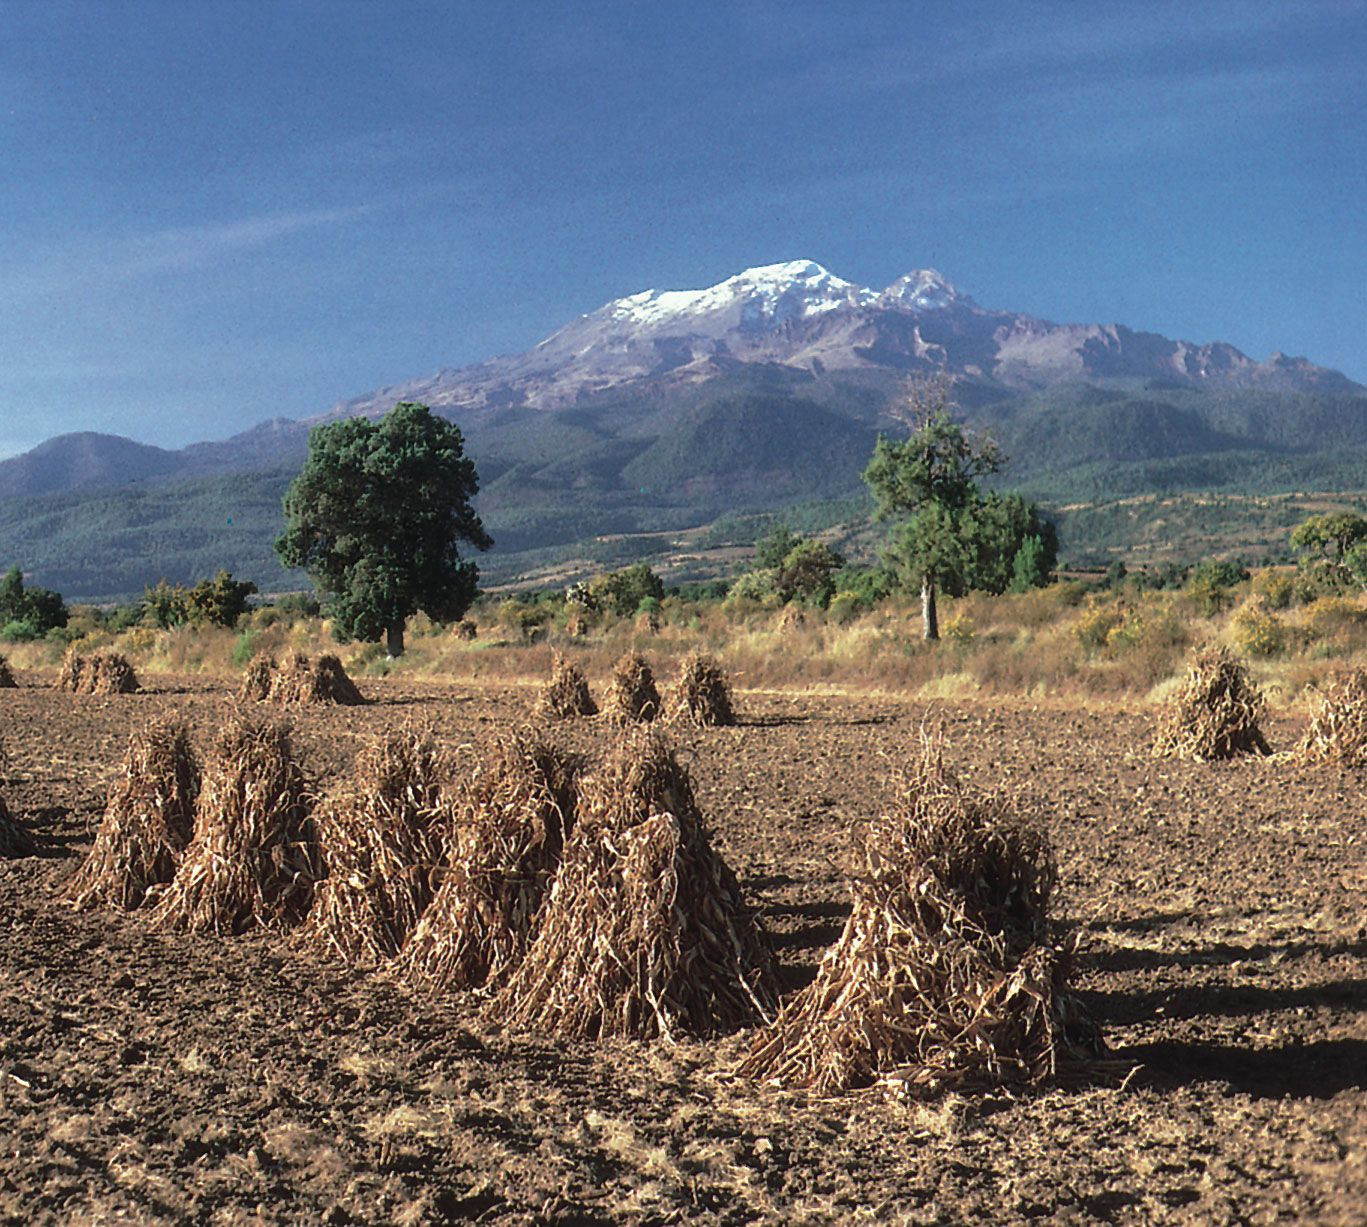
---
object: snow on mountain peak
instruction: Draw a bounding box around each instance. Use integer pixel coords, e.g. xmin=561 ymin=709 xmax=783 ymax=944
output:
xmin=880 ymin=269 xmax=966 ymax=311
xmin=588 ymin=261 xmax=970 ymax=336
xmin=603 ymin=259 xmax=878 ymax=330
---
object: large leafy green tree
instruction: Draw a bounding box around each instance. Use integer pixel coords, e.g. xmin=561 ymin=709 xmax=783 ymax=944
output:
xmin=0 ymin=566 xmax=68 ymax=639
xmin=862 ymin=383 xmax=1004 ymax=639
xmin=1291 ymin=512 xmax=1367 ymax=590
xmin=275 ymin=402 xmax=491 ymax=657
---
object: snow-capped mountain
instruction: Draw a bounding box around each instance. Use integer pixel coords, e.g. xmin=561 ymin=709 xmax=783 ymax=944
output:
xmin=320 ymin=260 xmax=1356 ymax=422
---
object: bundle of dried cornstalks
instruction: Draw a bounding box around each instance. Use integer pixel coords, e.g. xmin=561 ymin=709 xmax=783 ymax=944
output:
xmin=493 ymin=729 xmax=776 ymax=1039
xmin=1153 ymin=644 xmax=1270 ymax=760
xmin=59 ymin=648 xmax=139 ymax=695
xmin=664 ymin=653 xmax=735 ymax=727
xmin=70 ymin=717 xmax=199 ymax=910
xmin=0 ymin=655 xmax=15 ymax=688
xmin=242 ymin=652 xmax=366 ymax=706
xmin=540 ymin=653 xmax=597 ymax=719
xmin=0 ymin=792 xmax=34 ymax=857
xmin=600 ymin=651 xmax=659 ymax=725
xmin=401 ymin=733 xmax=576 ymax=991
xmin=739 ymin=733 xmax=1101 ymax=1096
xmin=302 ymin=725 xmax=449 ymax=964
xmin=237 ymin=655 xmax=275 ymax=702
xmin=151 ymin=716 xmax=318 ymax=933
xmin=1297 ymin=667 xmax=1367 ymax=765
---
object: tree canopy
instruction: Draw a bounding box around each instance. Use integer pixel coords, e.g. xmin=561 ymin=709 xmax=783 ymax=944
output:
xmin=275 ymin=402 xmax=491 ymax=656
xmin=1291 ymin=511 xmax=1367 ymax=591
xmin=0 ymin=566 xmax=68 ymax=640
xmin=863 ymin=382 xmax=1053 ymax=638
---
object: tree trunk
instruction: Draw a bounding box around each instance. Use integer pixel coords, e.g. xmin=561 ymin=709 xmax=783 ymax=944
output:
xmin=921 ymin=574 xmax=939 ymax=641
xmin=386 ymin=620 xmax=406 ymax=658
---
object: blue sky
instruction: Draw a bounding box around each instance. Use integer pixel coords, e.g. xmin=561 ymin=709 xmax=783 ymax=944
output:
xmin=1 ymin=0 xmax=1363 ymax=458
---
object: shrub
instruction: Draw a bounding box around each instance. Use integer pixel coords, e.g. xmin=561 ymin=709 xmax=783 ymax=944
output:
xmin=726 ymin=569 xmax=780 ymax=607
xmin=1229 ymin=600 xmax=1286 ymax=658
xmin=1252 ymin=570 xmax=1298 ymax=611
xmin=589 ymin=563 xmax=665 ymax=617
xmin=1071 ymin=600 xmax=1125 ymax=653
xmin=0 ymin=619 xmax=40 ymax=643
xmin=827 ymin=591 xmax=865 ymax=624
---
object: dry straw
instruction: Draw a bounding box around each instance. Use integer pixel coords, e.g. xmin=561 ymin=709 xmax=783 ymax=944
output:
xmin=151 ymin=715 xmax=318 ymax=933
xmin=240 ymin=652 xmax=366 ymax=706
xmin=601 ymin=651 xmax=660 ymax=725
xmin=302 ymin=725 xmax=449 ymax=964
xmin=493 ymin=728 xmax=777 ymax=1040
xmin=664 ymin=652 xmax=735 ymax=727
xmin=0 ymin=655 xmax=16 ymax=688
xmin=401 ymin=733 xmax=577 ymax=992
xmin=59 ymin=648 xmax=139 ymax=695
xmin=739 ymin=731 xmax=1101 ymax=1096
xmin=0 ymin=742 xmax=34 ymax=856
xmin=0 ymin=791 xmax=34 ymax=858
xmin=1153 ymin=644 xmax=1271 ymax=760
xmin=238 ymin=655 xmax=275 ymax=702
xmin=70 ymin=717 xmax=200 ymax=910
xmin=1297 ymin=667 xmax=1367 ymax=765
xmin=540 ymin=653 xmax=597 ymax=719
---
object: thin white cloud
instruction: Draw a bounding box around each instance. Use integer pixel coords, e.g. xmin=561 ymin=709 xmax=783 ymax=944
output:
xmin=3 ymin=204 xmax=372 ymax=302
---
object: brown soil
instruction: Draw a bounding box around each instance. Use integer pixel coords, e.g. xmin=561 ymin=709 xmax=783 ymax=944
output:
xmin=0 ymin=674 xmax=1362 ymax=1224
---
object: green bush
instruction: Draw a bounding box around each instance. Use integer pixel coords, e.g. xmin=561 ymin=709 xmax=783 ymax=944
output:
xmin=0 ymin=618 xmax=40 ymax=643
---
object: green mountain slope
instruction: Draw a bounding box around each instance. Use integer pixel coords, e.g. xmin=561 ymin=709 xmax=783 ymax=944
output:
xmin=4 ymin=376 xmax=1367 ymax=598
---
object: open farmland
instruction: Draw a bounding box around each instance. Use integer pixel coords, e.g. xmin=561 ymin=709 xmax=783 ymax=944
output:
xmin=0 ymin=668 xmax=1363 ymax=1224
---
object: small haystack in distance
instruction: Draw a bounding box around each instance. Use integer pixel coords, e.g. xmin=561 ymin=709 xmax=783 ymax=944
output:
xmin=59 ymin=648 xmax=139 ymax=695
xmin=303 ymin=725 xmax=449 ymax=965
xmin=70 ymin=718 xmax=199 ymax=910
xmin=1298 ymin=667 xmax=1367 ymax=765
xmin=237 ymin=655 xmax=276 ymax=702
xmin=151 ymin=716 xmax=318 ymax=933
xmin=600 ymin=650 xmax=659 ymax=725
xmin=540 ymin=653 xmax=597 ymax=719
xmin=0 ymin=655 xmax=16 ymax=688
xmin=256 ymin=652 xmax=366 ymax=706
xmin=1153 ymin=644 xmax=1271 ymax=760
xmin=493 ymin=729 xmax=776 ymax=1040
xmin=739 ymin=733 xmax=1101 ymax=1096
xmin=401 ymin=733 xmax=577 ymax=992
xmin=664 ymin=652 xmax=735 ymax=727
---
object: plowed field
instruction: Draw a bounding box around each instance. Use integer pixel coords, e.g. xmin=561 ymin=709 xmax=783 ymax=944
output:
xmin=1 ymin=670 xmax=1363 ymax=1224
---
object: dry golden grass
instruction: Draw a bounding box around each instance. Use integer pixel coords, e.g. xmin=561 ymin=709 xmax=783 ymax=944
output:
xmin=400 ymin=733 xmax=577 ymax=992
xmin=151 ymin=715 xmax=319 ymax=933
xmin=302 ymin=725 xmax=449 ymax=964
xmin=740 ymin=730 xmax=1101 ymax=1096
xmin=69 ymin=717 xmax=200 ymax=911
xmin=1153 ymin=645 xmax=1271 ymax=760
xmin=492 ymin=728 xmax=777 ymax=1040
